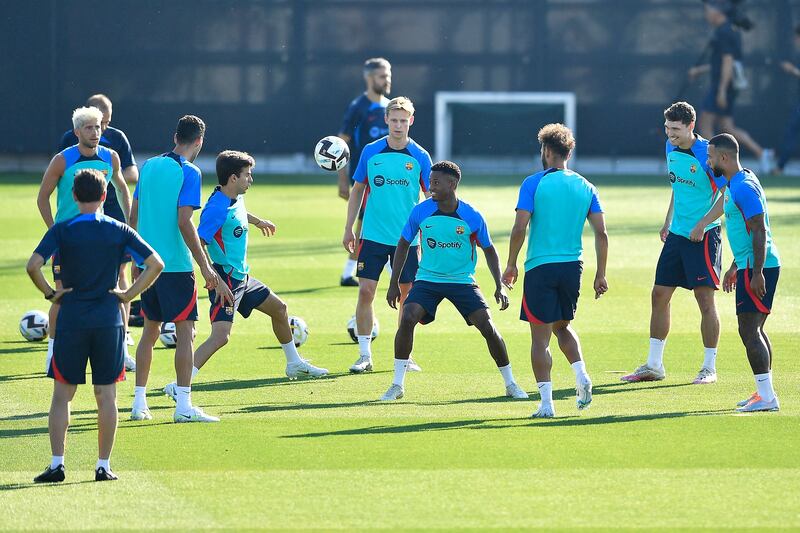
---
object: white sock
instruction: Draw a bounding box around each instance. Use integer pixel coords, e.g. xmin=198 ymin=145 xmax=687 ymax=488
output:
xmin=647 ymin=338 xmax=666 ymax=369
xmin=754 ymin=372 xmax=776 ymax=402
xmin=191 ymin=366 xmax=200 ymax=379
xmin=343 ymin=258 xmax=357 ymax=278
xmin=96 ymin=458 xmax=110 ymax=471
xmin=176 ymin=386 xmax=192 ymax=412
xmin=393 ymin=359 xmax=408 ymax=386
xmin=537 ymin=381 xmax=553 ymax=406
xmin=281 ymin=341 xmax=302 ymax=364
xmin=357 ymin=335 xmax=372 ymax=358
xmin=45 ymin=338 xmax=54 ymax=373
xmin=702 ymin=347 xmax=717 ymax=371
xmin=50 ymin=455 xmax=63 ymax=469
xmin=498 ymin=364 xmax=515 ymax=387
xmin=571 ymin=360 xmax=589 ymax=384
xmin=384 ymin=260 xmax=392 ymax=275
xmin=133 ymin=386 xmax=147 ymax=409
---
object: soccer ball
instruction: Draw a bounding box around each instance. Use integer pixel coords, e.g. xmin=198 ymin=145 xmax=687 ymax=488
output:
xmin=346 ymin=315 xmax=379 ymax=343
xmin=159 ymin=322 xmax=177 ymax=348
xmin=314 ymin=136 xmax=350 ymax=171
xmin=288 ymin=316 xmax=309 ymax=347
xmin=19 ymin=310 xmax=48 ymax=342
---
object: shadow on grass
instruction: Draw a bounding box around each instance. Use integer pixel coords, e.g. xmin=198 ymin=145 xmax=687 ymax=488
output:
xmin=192 ymin=372 xmax=360 ymax=394
xmin=0 ymin=345 xmax=45 ymax=355
xmin=278 ymin=285 xmax=341 ymax=296
xmin=280 ymin=408 xmax=732 ymax=439
xmin=0 ymin=372 xmax=45 ymax=383
xmin=0 ymin=479 xmax=95 ymax=492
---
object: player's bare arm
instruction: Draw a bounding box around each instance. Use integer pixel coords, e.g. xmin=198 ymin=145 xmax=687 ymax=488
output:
xmin=386 ymin=237 xmax=410 ymax=309
xmin=110 ymin=151 xmax=132 ymax=222
xmin=717 ymin=54 xmax=734 ymax=109
xmin=336 ymin=133 xmax=352 ymax=200
xmin=37 ymin=154 xmax=66 ymax=229
xmin=26 ymin=253 xmax=72 ymax=303
xmin=178 ymin=205 xmax=219 ymax=291
xmin=745 ymin=213 xmax=768 ymax=298
xmin=588 ymin=212 xmax=609 ymax=299
xmin=482 ymin=245 xmax=509 ymax=310
xmin=502 ymin=209 xmax=531 ymax=289
xmin=343 ymin=180 xmax=366 ymax=252
xmin=110 ymin=252 xmax=164 ymax=303
xmin=247 ymin=213 xmax=276 ymax=236
xmin=660 ymin=191 xmax=674 ymax=242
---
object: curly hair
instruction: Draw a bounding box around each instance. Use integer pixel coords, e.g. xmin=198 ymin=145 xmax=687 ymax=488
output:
xmin=537 ymin=123 xmax=575 ymax=158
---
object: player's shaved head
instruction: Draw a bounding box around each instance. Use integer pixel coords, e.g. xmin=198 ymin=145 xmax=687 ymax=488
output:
xmin=664 ymin=101 xmax=696 ymax=126
xmin=176 ymin=115 xmax=206 ymax=144
xmin=431 ymin=160 xmax=461 ymax=181
xmin=363 ymin=57 xmax=391 ymax=75
xmin=538 ymin=123 xmax=575 ymax=158
xmin=216 ymin=150 xmax=255 ymax=185
xmin=86 ymin=94 xmax=112 ymax=113
xmin=709 ymin=133 xmax=739 ymax=154
xmin=73 ymin=169 xmax=107 ymax=203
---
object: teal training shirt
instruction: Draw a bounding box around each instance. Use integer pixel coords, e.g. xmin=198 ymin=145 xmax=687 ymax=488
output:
xmin=401 ymin=198 xmax=492 ymax=284
xmin=55 ymin=145 xmax=114 ymax=223
xmin=665 ymin=136 xmax=727 ymax=238
xmin=516 ymin=168 xmax=603 ymax=271
xmin=133 ymin=152 xmax=202 ymax=273
xmin=197 ymin=188 xmax=250 ymax=280
xmin=723 ymin=169 xmax=780 ymax=270
xmin=352 ymin=137 xmax=431 ymax=246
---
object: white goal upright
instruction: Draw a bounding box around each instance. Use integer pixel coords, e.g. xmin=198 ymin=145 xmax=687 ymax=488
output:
xmin=434 ymin=91 xmax=576 ymax=172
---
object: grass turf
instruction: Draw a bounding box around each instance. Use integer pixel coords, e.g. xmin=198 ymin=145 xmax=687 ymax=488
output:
xmin=0 ymin=173 xmax=798 ymax=530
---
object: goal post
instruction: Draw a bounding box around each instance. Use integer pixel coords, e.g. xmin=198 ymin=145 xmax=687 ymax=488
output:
xmin=434 ymin=91 xmax=577 ymax=169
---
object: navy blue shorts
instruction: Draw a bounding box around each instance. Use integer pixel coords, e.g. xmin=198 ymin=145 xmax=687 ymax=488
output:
xmin=701 ymin=86 xmax=737 ymax=116
xmin=141 ymin=271 xmax=198 ymax=323
xmin=51 ymin=250 xmax=61 ymax=282
xmin=208 ymin=264 xmax=271 ymax=323
xmin=357 ymin=239 xmax=418 ymax=283
xmin=405 ymin=280 xmax=488 ymax=325
xmin=49 ymin=326 xmax=125 ymax=385
xmin=520 ymin=261 xmax=582 ymax=324
xmin=655 ymin=228 xmax=722 ymax=290
xmin=736 ymin=266 xmax=779 ymax=315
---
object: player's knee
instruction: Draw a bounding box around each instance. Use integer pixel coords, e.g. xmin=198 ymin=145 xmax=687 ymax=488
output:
xmin=651 ymin=286 xmax=671 ymax=305
xmin=475 ymin=319 xmax=498 ymax=339
xmin=399 ymin=312 xmax=419 ymax=331
xmin=358 ymin=284 xmax=377 ymax=301
xmin=737 ymin=320 xmax=759 ymax=344
xmin=213 ymin=331 xmax=230 ymax=348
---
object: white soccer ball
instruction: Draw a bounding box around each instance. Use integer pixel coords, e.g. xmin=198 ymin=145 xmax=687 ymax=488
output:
xmin=314 ymin=135 xmax=350 ymax=171
xmin=346 ymin=315 xmax=379 ymax=343
xmin=289 ymin=316 xmax=309 ymax=347
xmin=19 ymin=310 xmax=48 ymax=342
xmin=159 ymin=322 xmax=177 ymax=348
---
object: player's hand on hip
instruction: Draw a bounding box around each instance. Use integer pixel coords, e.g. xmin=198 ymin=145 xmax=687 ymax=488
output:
xmin=750 ymin=270 xmax=767 ymax=299
xmin=689 ymin=224 xmax=705 ymax=243
xmin=386 ymin=284 xmax=401 ymax=309
xmin=722 ymin=266 xmax=737 ymax=293
xmin=215 ymin=282 xmax=234 ymax=306
xmin=495 ymin=287 xmax=509 ymax=311
xmin=51 ymin=287 xmax=72 ymax=304
xmin=594 ymin=275 xmax=608 ymax=299
xmin=343 ymin=229 xmax=356 ymax=253
xmin=659 ymin=224 xmax=670 ymax=243
xmin=501 ymin=266 xmax=517 ymax=289
xmin=108 ymin=287 xmax=133 ymax=303
xmin=257 ymin=219 xmax=276 ymax=237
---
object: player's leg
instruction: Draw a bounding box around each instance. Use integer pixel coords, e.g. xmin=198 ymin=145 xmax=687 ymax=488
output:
xmin=44 ymin=272 xmax=63 ymax=373
xmin=93 ymin=384 xmax=118 ymax=480
xmin=341 ymin=213 xmax=363 ymax=286
xmin=396 ymin=244 xmax=422 ymax=371
xmin=530 ymin=321 xmax=556 ymax=418
xmin=117 ymin=263 xmax=136 ymax=371
xmin=193 ymin=321 xmax=233 ymax=371
xmin=131 ymin=318 xmax=160 ymax=420
xmin=468 ymin=306 xmax=527 ymax=399
xmin=34 ymin=380 xmax=77 ymax=483
xmin=775 ymin=104 xmax=800 ymax=173
xmin=717 ymin=115 xmax=766 ymax=161
xmin=736 ymin=312 xmax=778 ymax=412
xmin=351 ymin=240 xmax=386 ymax=372
xmin=697 ymin=110 xmax=716 ymax=140
xmin=552 ymin=320 xmax=593 ymax=409
xmin=760 ymin=314 xmax=773 ymax=370
xmin=692 ymin=286 xmax=720 ymax=383
xmin=380 ymin=302 xmax=426 ymax=401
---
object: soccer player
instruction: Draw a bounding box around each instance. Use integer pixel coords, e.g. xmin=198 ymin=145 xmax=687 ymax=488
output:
xmin=380 ymin=161 xmax=527 ymax=401
xmin=337 ymin=57 xmax=392 ymax=286
xmin=622 ymin=102 xmax=728 ymax=385
xmin=59 ymin=94 xmax=139 ymax=369
xmin=342 ymin=96 xmax=431 ymax=374
xmin=775 ymin=24 xmax=800 ymax=175
xmin=699 ymin=134 xmax=781 ymax=411
xmin=37 ymin=106 xmax=132 ymax=376
xmin=27 ymin=169 xmax=163 ymax=483
xmin=689 ymin=0 xmax=773 ymax=173
xmin=162 ymin=151 xmax=327 ymax=406
xmin=129 ymin=115 xmax=226 ymax=423
xmin=503 ymin=124 xmax=608 ymax=418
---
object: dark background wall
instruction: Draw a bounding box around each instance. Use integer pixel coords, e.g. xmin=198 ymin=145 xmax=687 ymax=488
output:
xmin=4 ymin=0 xmax=799 ymax=157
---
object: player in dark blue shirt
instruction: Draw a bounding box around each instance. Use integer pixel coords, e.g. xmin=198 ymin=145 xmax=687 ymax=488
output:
xmin=59 ymin=94 xmax=140 ymax=366
xmin=776 ymin=24 xmax=800 ymax=174
xmin=689 ymin=1 xmax=773 ymax=173
xmin=26 ymin=169 xmax=163 ymax=483
xmin=336 ymin=58 xmax=392 ymax=286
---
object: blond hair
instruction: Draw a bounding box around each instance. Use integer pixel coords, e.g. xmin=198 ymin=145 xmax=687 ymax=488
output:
xmin=72 ymin=106 xmax=103 ymax=130
xmin=385 ymin=96 xmax=415 ymax=116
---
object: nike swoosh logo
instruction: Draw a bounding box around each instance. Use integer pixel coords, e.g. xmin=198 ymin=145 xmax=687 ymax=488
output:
xmin=176 ymin=414 xmax=191 ymax=420
xmin=757 ymin=378 xmax=767 ymax=382
xmin=696 ymin=276 xmax=707 ymax=281
xmin=373 ymin=162 xmax=383 ymax=166
xmin=425 ymin=225 xmax=433 ymax=228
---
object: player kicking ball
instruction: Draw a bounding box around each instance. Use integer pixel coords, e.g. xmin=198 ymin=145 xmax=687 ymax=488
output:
xmin=164 ymin=151 xmax=327 ymax=407
xmin=380 ymin=161 xmax=527 ymax=401
xmin=699 ymin=134 xmax=781 ymax=412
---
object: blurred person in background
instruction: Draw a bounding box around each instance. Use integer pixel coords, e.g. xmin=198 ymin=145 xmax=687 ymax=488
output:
xmin=775 ymin=24 xmax=800 ymax=174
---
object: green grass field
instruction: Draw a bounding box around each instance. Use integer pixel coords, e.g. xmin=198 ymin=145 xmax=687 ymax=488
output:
xmin=1 ymin=173 xmax=799 ymax=530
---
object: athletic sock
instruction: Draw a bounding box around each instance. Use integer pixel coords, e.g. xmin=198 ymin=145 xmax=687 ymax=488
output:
xmin=342 ymin=258 xmax=357 ymax=278
xmin=703 ymin=347 xmax=717 ymax=371
xmin=133 ymin=386 xmax=147 ymax=410
xmin=537 ymin=381 xmax=553 ymax=406
xmin=571 ymin=360 xmax=589 ymax=385
xmin=281 ymin=341 xmax=302 ymax=364
xmin=754 ymin=372 xmax=776 ymax=402
xmin=176 ymin=386 xmax=192 ymax=412
xmin=50 ymin=455 xmax=63 ymax=469
xmin=393 ymin=359 xmax=408 ymax=387
xmin=45 ymin=338 xmax=54 ymax=373
xmin=498 ymin=364 xmax=516 ymax=387
xmin=96 ymin=458 xmax=110 ymax=471
xmin=357 ymin=335 xmax=372 ymax=358
xmin=647 ymin=338 xmax=666 ymax=369
xmin=191 ymin=366 xmax=200 ymax=379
